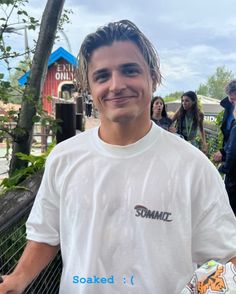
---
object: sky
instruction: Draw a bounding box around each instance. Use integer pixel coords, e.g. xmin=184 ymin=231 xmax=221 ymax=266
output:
xmin=1 ymin=0 xmax=236 ymax=96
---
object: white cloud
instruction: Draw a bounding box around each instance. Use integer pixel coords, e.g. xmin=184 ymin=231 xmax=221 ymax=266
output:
xmin=1 ymin=0 xmax=236 ymax=96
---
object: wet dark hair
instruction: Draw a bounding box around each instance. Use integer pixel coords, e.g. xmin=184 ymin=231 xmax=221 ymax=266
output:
xmin=225 ymin=79 xmax=236 ymax=95
xmin=150 ymin=96 xmax=168 ymax=118
xmin=78 ymin=19 xmax=161 ymax=92
xmin=178 ymin=91 xmax=200 ymax=129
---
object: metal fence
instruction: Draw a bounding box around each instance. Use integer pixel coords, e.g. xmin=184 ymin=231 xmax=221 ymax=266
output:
xmin=204 ymin=126 xmax=220 ymax=158
xmin=0 ymin=172 xmax=62 ymax=293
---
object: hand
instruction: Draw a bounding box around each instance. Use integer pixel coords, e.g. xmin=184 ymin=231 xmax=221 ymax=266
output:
xmin=0 ymin=275 xmax=26 ymax=294
xmin=213 ymin=150 xmax=222 ymax=162
xmin=168 ymin=126 xmax=177 ymax=133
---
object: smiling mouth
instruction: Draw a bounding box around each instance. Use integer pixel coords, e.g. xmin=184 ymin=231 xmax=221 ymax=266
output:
xmin=104 ymin=96 xmax=135 ymax=102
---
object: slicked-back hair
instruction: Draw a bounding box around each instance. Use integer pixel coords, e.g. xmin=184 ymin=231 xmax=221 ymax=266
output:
xmin=225 ymin=79 xmax=236 ymax=95
xmin=78 ymin=20 xmax=161 ymax=93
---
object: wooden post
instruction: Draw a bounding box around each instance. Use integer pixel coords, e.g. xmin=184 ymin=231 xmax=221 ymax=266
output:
xmin=55 ymin=103 xmax=76 ymax=143
xmin=41 ymin=125 xmax=47 ymax=152
xmin=75 ymin=96 xmax=84 ymax=132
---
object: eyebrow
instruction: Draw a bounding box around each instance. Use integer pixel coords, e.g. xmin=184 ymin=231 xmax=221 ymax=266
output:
xmin=120 ymin=62 xmax=142 ymax=69
xmin=92 ymin=63 xmax=141 ymax=75
xmin=92 ymin=68 xmax=108 ymax=79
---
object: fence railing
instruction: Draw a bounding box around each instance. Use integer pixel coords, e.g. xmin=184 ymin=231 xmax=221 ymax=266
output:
xmin=0 ymin=171 xmax=62 ymax=293
xmin=204 ymin=126 xmax=220 ymax=158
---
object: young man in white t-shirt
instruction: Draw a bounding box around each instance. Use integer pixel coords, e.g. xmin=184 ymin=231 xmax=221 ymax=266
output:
xmin=0 ymin=20 xmax=236 ymax=294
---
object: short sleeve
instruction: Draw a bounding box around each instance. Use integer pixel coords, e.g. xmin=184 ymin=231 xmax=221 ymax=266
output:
xmin=191 ymin=161 xmax=236 ymax=264
xmin=26 ymin=154 xmax=60 ymax=246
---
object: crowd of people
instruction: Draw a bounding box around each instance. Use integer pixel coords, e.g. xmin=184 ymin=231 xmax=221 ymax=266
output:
xmin=150 ymin=81 xmax=236 ymax=214
xmin=151 ymin=91 xmax=207 ymax=152
xmin=0 ymin=19 xmax=235 ymax=294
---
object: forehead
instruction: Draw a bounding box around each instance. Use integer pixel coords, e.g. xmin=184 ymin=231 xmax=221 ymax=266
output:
xmin=88 ymin=41 xmax=148 ymax=73
xmin=154 ymin=98 xmax=163 ymax=103
xmin=182 ymin=96 xmax=191 ymax=101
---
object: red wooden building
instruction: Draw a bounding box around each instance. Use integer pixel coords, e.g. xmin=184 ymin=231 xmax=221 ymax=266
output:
xmin=18 ymin=47 xmax=77 ymax=114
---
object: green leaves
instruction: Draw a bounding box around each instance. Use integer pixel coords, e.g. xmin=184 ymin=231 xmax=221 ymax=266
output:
xmin=196 ymin=66 xmax=235 ymax=100
xmin=0 ymin=143 xmax=55 ymax=191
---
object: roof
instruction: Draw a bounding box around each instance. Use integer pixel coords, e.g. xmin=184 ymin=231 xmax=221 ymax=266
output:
xmin=18 ymin=47 xmax=77 ymax=86
xmin=165 ymin=95 xmax=223 ymax=114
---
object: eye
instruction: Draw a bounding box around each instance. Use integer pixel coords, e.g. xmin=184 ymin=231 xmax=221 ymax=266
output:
xmin=122 ymin=66 xmax=140 ymax=76
xmin=94 ymin=72 xmax=110 ymax=83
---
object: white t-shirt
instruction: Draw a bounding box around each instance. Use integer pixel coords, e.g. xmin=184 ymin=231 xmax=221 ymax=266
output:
xmin=26 ymin=123 xmax=236 ymax=294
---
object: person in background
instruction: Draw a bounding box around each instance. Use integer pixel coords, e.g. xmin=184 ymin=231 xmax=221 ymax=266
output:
xmin=85 ymin=92 xmax=93 ymax=117
xmin=218 ymin=101 xmax=236 ymax=214
xmin=213 ymin=80 xmax=236 ymax=163
xmin=0 ymin=20 xmax=236 ymax=294
xmin=151 ymin=96 xmax=175 ymax=132
xmin=172 ymin=91 xmax=207 ymax=152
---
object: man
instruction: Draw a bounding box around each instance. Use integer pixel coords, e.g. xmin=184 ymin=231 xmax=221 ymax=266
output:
xmin=0 ymin=20 xmax=236 ymax=294
xmin=218 ymin=100 xmax=236 ymax=214
xmin=213 ymin=80 xmax=236 ymax=162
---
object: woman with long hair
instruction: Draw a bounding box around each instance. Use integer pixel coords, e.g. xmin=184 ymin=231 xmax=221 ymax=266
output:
xmin=172 ymin=91 xmax=207 ymax=152
xmin=151 ymin=96 xmax=175 ymax=132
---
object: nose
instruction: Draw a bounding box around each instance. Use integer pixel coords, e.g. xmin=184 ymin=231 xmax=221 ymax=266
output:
xmin=109 ymin=71 xmax=127 ymax=93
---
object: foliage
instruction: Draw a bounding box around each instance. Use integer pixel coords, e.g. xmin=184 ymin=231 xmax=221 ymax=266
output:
xmin=0 ymin=1 xmax=39 ymax=63
xmin=0 ymin=0 xmax=71 ymax=174
xmin=196 ymin=66 xmax=234 ymax=99
xmin=0 ymin=142 xmax=54 ymax=192
xmin=197 ymin=83 xmax=208 ymax=96
xmin=204 ymin=111 xmax=224 ymax=162
xmin=206 ymin=132 xmax=219 ymax=160
xmin=215 ymin=110 xmax=224 ymax=149
xmin=163 ymin=91 xmax=184 ymax=102
xmin=8 ymin=60 xmax=29 ymax=103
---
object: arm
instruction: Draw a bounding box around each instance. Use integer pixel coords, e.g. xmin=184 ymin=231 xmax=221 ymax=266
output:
xmin=198 ymin=113 xmax=207 ymax=153
xmin=0 ymin=241 xmax=59 ymax=294
xmin=219 ymin=126 xmax=236 ymax=174
xmin=170 ymin=109 xmax=179 ymax=123
xmin=230 ymin=257 xmax=236 ymax=265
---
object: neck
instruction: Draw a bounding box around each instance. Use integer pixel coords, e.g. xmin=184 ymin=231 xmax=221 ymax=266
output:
xmin=152 ymin=113 xmax=162 ymax=120
xmin=99 ymin=119 xmax=152 ymax=145
xmin=185 ymin=109 xmax=192 ymax=116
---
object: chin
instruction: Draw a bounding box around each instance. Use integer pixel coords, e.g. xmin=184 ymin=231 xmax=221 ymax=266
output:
xmin=108 ymin=112 xmax=138 ymax=124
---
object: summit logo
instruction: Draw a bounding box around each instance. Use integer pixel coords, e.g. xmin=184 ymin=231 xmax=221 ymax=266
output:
xmin=134 ymin=205 xmax=173 ymax=222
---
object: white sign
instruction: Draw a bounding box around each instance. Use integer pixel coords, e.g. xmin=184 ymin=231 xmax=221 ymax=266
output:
xmin=204 ymin=115 xmax=216 ymax=122
xmin=55 ymin=63 xmax=75 ymax=81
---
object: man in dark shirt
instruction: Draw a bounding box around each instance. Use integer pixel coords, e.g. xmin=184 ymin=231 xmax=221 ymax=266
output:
xmin=213 ymin=80 xmax=236 ymax=162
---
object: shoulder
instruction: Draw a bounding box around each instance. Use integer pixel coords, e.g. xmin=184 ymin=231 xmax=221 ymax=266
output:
xmin=161 ymin=116 xmax=172 ymax=122
xmin=220 ymin=96 xmax=231 ymax=109
xmin=47 ymin=128 xmax=97 ymax=162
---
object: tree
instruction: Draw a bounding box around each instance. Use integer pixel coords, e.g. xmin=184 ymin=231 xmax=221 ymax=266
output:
xmin=163 ymin=91 xmax=184 ymax=102
xmin=8 ymin=60 xmax=29 ymax=104
xmin=8 ymin=0 xmax=65 ymax=174
xmin=197 ymin=66 xmax=234 ymax=99
xmin=197 ymin=83 xmax=208 ymax=96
